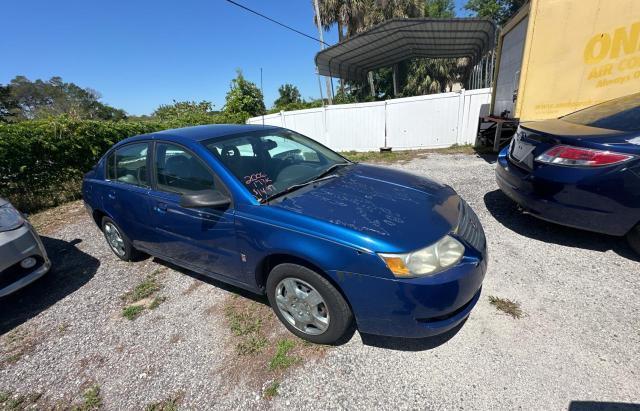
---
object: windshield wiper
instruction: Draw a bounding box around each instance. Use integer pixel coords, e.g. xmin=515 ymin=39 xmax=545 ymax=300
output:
xmin=262 ymin=162 xmax=352 ymax=203
xmin=263 ymin=174 xmax=341 ymax=203
xmin=314 ymin=162 xmax=352 ymax=180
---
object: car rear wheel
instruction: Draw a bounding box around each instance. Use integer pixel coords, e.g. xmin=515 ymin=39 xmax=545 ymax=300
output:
xmin=266 ymin=263 xmax=353 ymax=345
xmin=101 ymin=217 xmax=137 ymax=261
xmin=626 ymin=224 xmax=640 ymax=255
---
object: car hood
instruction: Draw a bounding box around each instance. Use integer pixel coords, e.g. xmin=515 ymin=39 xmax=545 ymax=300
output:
xmin=271 ymin=164 xmax=460 ymax=252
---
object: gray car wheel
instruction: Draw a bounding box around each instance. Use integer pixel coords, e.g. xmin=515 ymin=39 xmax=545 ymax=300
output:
xmin=266 ymin=263 xmax=353 ymax=345
xmin=101 ymin=217 xmax=137 ymax=261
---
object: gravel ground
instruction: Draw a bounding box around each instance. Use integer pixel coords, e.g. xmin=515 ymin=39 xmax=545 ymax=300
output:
xmin=1 ymin=153 xmax=639 ymax=410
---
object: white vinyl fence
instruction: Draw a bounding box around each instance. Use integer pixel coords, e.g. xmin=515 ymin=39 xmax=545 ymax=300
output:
xmin=247 ymin=88 xmax=491 ymax=152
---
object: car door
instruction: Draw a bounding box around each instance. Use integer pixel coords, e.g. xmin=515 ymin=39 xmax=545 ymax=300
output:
xmin=102 ymin=142 xmax=157 ymax=250
xmin=147 ymin=141 xmax=241 ymax=279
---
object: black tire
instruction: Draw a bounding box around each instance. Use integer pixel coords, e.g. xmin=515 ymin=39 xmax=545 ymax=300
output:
xmin=266 ymin=263 xmax=353 ymax=345
xmin=627 ymin=224 xmax=640 ymax=255
xmin=101 ymin=217 xmax=138 ymax=262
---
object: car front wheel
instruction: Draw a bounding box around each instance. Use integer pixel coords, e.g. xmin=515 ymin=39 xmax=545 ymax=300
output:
xmin=627 ymin=224 xmax=640 ymax=255
xmin=266 ymin=263 xmax=353 ymax=345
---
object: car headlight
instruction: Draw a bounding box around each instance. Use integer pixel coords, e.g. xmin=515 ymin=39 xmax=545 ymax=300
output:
xmin=0 ymin=203 xmax=25 ymax=232
xmin=379 ymin=235 xmax=465 ymax=278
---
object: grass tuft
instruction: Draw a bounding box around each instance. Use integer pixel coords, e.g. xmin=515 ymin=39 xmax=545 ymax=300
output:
xmin=72 ymin=384 xmax=102 ymax=411
xmin=122 ymin=305 xmax=145 ymax=321
xmin=488 ymin=295 xmax=524 ymax=319
xmin=121 ymin=271 xmax=162 ymax=303
xmin=148 ymin=297 xmax=167 ymax=310
xmin=225 ymin=306 xmax=263 ymax=337
xmin=145 ymin=393 xmax=182 ymax=411
xmin=263 ymin=381 xmax=280 ymax=399
xmin=236 ymin=335 xmax=268 ymax=356
xmin=268 ymin=339 xmax=299 ymax=371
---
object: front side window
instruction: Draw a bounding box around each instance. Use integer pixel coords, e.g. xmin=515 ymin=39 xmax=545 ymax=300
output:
xmin=106 ymin=143 xmax=149 ymax=187
xmin=204 ymin=129 xmax=349 ymax=201
xmin=155 ymin=143 xmax=216 ymax=194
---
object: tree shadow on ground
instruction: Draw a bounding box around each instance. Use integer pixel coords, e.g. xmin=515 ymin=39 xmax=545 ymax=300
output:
xmin=484 ymin=189 xmax=639 ymax=261
xmin=0 ymin=237 xmax=99 ymax=335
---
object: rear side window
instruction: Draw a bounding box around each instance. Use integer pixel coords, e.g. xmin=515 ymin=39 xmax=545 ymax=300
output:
xmin=562 ymin=93 xmax=640 ymax=132
xmin=155 ymin=143 xmax=216 ymax=194
xmin=106 ymin=143 xmax=149 ymax=187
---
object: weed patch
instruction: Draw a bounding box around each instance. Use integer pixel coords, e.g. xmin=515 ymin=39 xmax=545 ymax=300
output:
xmin=268 ymin=339 xmax=299 ymax=371
xmin=263 ymin=381 xmax=280 ymax=399
xmin=221 ymin=296 xmax=329 ymax=403
xmin=122 ymin=305 xmax=145 ymax=321
xmin=71 ymin=384 xmax=102 ymax=411
xmin=145 ymin=392 xmax=183 ymax=411
xmin=488 ymin=295 xmax=524 ymax=319
xmin=121 ymin=271 xmax=163 ymax=303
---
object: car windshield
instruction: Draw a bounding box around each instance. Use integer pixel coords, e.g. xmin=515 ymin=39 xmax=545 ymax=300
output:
xmin=561 ymin=92 xmax=640 ymax=132
xmin=204 ymin=129 xmax=349 ymax=202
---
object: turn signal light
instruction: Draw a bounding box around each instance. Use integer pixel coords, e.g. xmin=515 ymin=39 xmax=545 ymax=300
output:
xmin=536 ymin=145 xmax=634 ymax=167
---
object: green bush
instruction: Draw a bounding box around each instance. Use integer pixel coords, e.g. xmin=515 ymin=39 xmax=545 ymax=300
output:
xmin=0 ymin=114 xmax=236 ymax=212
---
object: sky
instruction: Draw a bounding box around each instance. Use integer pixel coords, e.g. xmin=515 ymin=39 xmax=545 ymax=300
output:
xmin=1 ymin=0 xmax=471 ymax=116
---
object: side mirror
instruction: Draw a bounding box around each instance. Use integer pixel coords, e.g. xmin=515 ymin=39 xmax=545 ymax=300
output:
xmin=180 ymin=190 xmax=231 ymax=209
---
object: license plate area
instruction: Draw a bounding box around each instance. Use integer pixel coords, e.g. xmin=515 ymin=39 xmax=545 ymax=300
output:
xmin=510 ymin=133 xmax=536 ymax=169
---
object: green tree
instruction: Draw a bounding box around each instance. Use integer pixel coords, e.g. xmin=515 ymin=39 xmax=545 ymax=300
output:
xmin=464 ymin=0 xmax=525 ymax=25
xmin=0 ymin=84 xmax=20 ymax=122
xmin=223 ymin=70 xmax=265 ymax=122
xmin=424 ymin=0 xmax=455 ymax=18
xmin=273 ymin=84 xmax=302 ymax=109
xmin=0 ymin=76 xmax=127 ymax=121
xmin=154 ymin=100 xmax=216 ymax=122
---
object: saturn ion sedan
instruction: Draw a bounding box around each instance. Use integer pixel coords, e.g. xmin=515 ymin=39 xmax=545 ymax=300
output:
xmin=83 ymin=124 xmax=487 ymax=343
xmin=497 ymin=92 xmax=640 ymax=254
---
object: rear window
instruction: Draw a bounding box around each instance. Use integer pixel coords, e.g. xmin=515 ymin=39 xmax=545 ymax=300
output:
xmin=562 ymin=93 xmax=640 ymax=132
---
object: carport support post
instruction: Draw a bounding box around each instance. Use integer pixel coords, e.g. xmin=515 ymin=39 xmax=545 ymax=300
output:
xmin=313 ymin=0 xmax=332 ymax=105
xmin=392 ymin=64 xmax=399 ymax=97
xmin=368 ymin=71 xmax=375 ymax=97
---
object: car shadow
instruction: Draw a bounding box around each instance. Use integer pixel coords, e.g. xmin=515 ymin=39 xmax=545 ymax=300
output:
xmin=568 ymin=401 xmax=640 ymax=411
xmin=484 ymin=189 xmax=639 ymax=261
xmin=359 ymin=318 xmax=466 ymax=351
xmin=474 ymin=149 xmax=498 ymax=164
xmin=153 ymin=258 xmax=270 ymax=306
xmin=0 ymin=237 xmax=100 ymax=335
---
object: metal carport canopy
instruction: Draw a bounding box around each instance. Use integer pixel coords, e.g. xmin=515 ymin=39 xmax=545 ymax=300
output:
xmin=315 ymin=18 xmax=496 ymax=81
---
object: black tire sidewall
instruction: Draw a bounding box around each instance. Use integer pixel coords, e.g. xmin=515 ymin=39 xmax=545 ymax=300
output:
xmin=627 ymin=225 xmax=640 ymax=255
xmin=101 ymin=217 xmax=133 ymax=261
xmin=266 ymin=263 xmax=353 ymax=345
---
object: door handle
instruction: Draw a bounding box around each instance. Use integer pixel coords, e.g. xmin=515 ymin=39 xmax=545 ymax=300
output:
xmin=155 ymin=203 xmax=168 ymax=213
xmin=107 ymin=191 xmax=116 ymax=200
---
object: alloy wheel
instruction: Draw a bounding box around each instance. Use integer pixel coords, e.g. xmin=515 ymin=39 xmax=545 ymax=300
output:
xmin=104 ymin=222 xmax=126 ymax=257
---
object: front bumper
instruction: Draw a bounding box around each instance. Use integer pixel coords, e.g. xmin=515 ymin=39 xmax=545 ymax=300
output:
xmin=496 ymin=150 xmax=638 ymax=236
xmin=328 ymin=252 xmax=487 ymax=338
xmin=0 ymin=222 xmax=51 ymax=297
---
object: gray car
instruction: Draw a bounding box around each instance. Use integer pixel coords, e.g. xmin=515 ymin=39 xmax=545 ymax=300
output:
xmin=0 ymin=198 xmax=51 ymax=297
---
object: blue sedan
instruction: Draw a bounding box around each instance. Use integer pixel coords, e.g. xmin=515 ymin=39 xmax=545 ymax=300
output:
xmin=496 ymin=92 xmax=640 ymax=254
xmin=83 ymin=124 xmax=487 ymax=343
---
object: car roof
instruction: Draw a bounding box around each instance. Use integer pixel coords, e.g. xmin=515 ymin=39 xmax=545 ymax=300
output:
xmin=132 ymin=124 xmax=281 ymax=143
